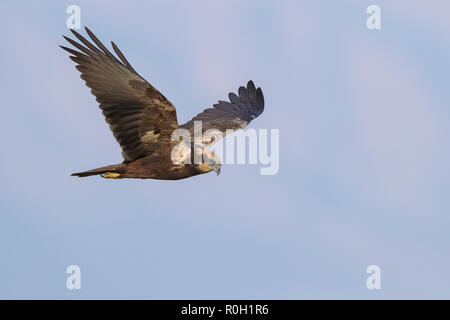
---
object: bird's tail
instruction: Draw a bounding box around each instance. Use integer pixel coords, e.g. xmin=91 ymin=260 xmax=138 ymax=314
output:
xmin=71 ymin=163 xmax=125 ymax=178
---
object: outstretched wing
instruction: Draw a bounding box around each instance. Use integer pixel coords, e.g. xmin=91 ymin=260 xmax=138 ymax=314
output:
xmin=61 ymin=27 xmax=179 ymax=162
xmin=180 ymin=81 xmax=264 ymax=145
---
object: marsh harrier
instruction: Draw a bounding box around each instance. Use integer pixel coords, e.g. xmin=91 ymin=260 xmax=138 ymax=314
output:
xmin=61 ymin=28 xmax=264 ymax=180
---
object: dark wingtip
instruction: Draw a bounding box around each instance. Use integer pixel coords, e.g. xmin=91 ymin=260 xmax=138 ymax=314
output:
xmin=84 ymin=26 xmax=96 ymax=40
xmin=69 ymin=27 xmax=80 ymax=37
xmin=256 ymin=87 xmax=264 ymax=109
xmin=60 ymin=45 xmax=77 ymax=56
xmin=228 ymin=92 xmax=239 ymax=104
xmin=84 ymin=26 xmax=95 ymax=40
xmin=246 ymin=80 xmax=256 ymax=98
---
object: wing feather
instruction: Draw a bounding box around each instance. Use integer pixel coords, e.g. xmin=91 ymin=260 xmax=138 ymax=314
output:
xmin=180 ymin=81 xmax=264 ymax=145
xmin=61 ymin=27 xmax=179 ymax=162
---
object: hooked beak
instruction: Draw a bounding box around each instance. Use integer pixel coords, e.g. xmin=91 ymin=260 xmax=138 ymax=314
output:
xmin=212 ymin=163 xmax=221 ymax=176
xmin=205 ymin=151 xmax=221 ymax=176
xmin=213 ymin=164 xmax=220 ymax=175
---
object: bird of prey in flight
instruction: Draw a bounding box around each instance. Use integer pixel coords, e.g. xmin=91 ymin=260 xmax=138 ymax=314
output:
xmin=61 ymin=27 xmax=264 ymax=180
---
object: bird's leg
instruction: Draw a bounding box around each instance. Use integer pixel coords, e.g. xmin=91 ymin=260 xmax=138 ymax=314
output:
xmin=101 ymin=172 xmax=122 ymax=179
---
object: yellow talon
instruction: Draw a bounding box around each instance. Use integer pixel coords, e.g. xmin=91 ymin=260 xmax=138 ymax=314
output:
xmin=102 ymin=172 xmax=122 ymax=179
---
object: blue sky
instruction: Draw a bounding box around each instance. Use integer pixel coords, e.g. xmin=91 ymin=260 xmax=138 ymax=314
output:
xmin=0 ymin=0 xmax=449 ymax=299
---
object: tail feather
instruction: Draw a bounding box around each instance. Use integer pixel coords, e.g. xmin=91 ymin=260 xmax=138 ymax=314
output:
xmin=71 ymin=164 xmax=124 ymax=178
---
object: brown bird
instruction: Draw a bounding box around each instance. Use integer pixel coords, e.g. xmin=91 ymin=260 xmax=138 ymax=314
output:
xmin=61 ymin=27 xmax=264 ymax=180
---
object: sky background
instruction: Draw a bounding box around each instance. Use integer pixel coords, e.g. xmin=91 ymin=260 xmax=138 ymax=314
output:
xmin=1 ymin=0 xmax=449 ymax=299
